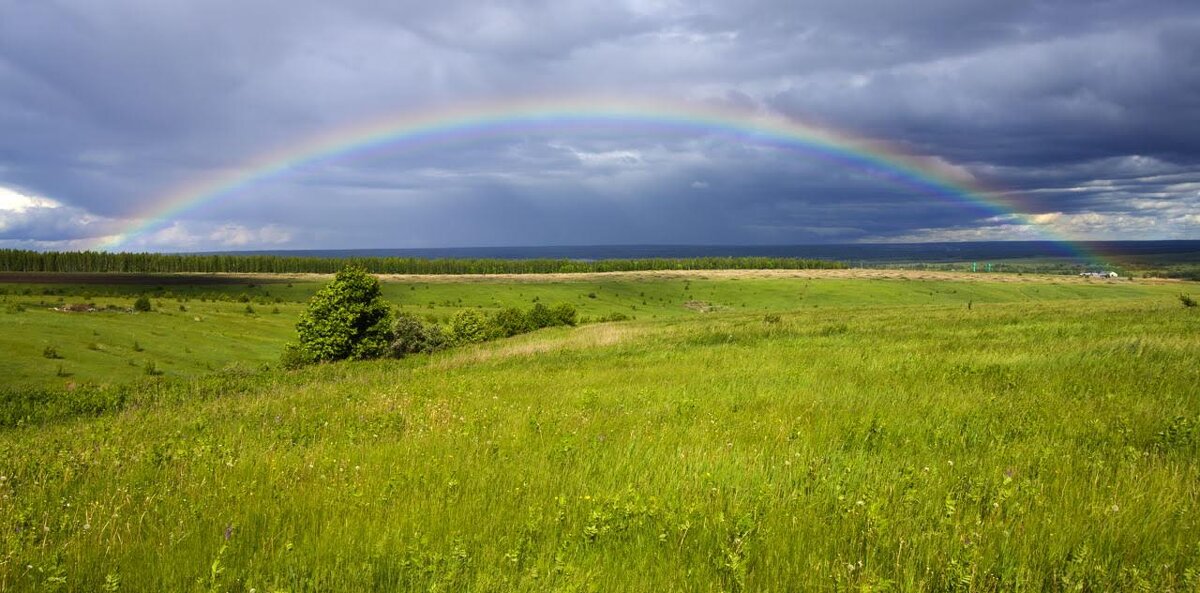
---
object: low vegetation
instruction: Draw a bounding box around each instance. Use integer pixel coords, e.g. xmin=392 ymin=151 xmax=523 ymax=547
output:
xmin=287 ymin=267 xmax=583 ymax=367
xmin=1 ymin=289 xmax=1197 ymax=590
xmin=0 ymin=270 xmax=1191 ymax=388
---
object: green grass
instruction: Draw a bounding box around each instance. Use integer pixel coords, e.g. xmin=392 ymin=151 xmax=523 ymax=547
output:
xmin=0 ymin=273 xmax=1186 ymax=388
xmin=0 ymin=296 xmax=301 ymax=387
xmin=0 ymin=273 xmax=1198 ymax=591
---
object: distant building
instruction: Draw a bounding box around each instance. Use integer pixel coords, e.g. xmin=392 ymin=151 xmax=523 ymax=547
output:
xmin=1079 ymin=271 xmax=1118 ymax=278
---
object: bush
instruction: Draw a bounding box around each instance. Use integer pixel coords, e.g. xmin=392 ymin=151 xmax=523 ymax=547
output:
xmin=448 ymin=309 xmax=488 ymax=345
xmin=595 ymin=312 xmax=630 ymax=322
xmin=550 ymin=303 xmax=578 ymax=327
xmin=42 ymin=346 xmax=62 ymax=359
xmin=390 ymin=312 xmax=434 ymax=357
xmin=279 ymin=343 xmax=313 ymax=370
xmin=293 ymin=266 xmax=393 ymax=362
xmin=133 ymin=295 xmax=152 ymax=312
xmin=489 ymin=307 xmax=531 ymax=338
xmin=1181 ymin=294 xmax=1197 ymax=308
xmin=526 ymin=303 xmax=555 ymax=329
xmin=423 ymin=324 xmax=451 ymax=352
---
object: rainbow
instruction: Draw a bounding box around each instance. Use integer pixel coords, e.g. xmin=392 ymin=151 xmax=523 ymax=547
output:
xmin=94 ymin=96 xmax=1098 ymax=261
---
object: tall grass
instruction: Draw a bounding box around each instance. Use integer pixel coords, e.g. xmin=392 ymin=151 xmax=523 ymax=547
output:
xmin=1 ymin=297 xmax=1198 ymax=590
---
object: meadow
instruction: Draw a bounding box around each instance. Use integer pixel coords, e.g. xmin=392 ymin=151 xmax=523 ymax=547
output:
xmin=0 ymin=271 xmax=1198 ymax=591
xmin=0 ymin=270 xmax=1184 ymax=388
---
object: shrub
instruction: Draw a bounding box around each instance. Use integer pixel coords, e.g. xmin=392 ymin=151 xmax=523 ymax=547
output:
xmin=42 ymin=346 xmax=62 ymax=359
xmin=448 ymin=309 xmax=488 ymax=344
xmin=763 ymin=313 xmax=782 ymax=324
xmin=143 ymin=360 xmax=163 ymax=376
xmin=550 ymin=303 xmax=578 ymax=327
xmin=423 ymin=324 xmax=451 ymax=352
xmin=244 ymin=304 xmax=256 ymax=315
xmin=526 ymin=303 xmax=555 ymax=329
xmin=489 ymin=307 xmax=531 ymax=338
xmin=279 ymin=343 xmax=313 ymax=370
xmin=1181 ymin=294 xmax=1197 ymax=308
xmin=133 ymin=295 xmax=152 ymax=312
xmin=390 ymin=312 xmax=433 ymax=357
xmin=596 ymin=312 xmax=630 ymax=322
xmin=293 ymin=266 xmax=393 ymax=362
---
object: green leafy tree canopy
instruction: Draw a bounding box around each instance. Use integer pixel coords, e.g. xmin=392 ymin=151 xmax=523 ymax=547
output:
xmin=293 ymin=266 xmax=393 ymax=362
xmin=448 ymin=308 xmax=488 ymax=345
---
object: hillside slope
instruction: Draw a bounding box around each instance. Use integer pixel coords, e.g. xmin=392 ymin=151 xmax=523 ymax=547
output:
xmin=2 ymin=297 xmax=1198 ymax=591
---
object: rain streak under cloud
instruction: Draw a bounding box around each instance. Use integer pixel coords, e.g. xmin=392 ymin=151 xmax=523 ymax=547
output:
xmin=0 ymin=0 xmax=1198 ymax=251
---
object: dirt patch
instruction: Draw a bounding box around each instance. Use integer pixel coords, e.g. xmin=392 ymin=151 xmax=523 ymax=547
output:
xmin=364 ymin=268 xmax=1174 ymax=285
xmin=3 ymin=269 xmax=1184 ymax=286
xmin=683 ymin=300 xmax=722 ymax=313
xmin=52 ymin=303 xmax=133 ymax=313
xmin=0 ymin=272 xmax=288 ymax=285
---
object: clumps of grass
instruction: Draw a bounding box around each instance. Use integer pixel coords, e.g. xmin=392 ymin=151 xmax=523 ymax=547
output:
xmin=55 ymin=364 xmax=70 ymax=378
xmin=133 ymin=295 xmax=152 ymax=312
xmin=42 ymin=346 xmax=63 ymax=359
xmin=143 ymin=360 xmax=163 ymax=376
xmin=244 ymin=304 xmax=256 ymax=315
xmin=1180 ymin=294 xmax=1197 ymax=308
xmin=763 ymin=313 xmax=782 ymax=324
xmin=818 ymin=323 xmax=849 ymax=336
xmin=594 ymin=312 xmax=630 ymax=322
xmin=132 ymin=340 xmax=144 ymax=352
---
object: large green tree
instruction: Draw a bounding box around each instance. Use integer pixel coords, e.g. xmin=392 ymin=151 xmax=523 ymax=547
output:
xmin=293 ymin=266 xmax=393 ymax=362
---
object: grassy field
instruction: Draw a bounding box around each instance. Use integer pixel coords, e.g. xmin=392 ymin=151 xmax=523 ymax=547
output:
xmin=1 ymin=272 xmax=1198 ymax=591
xmin=0 ymin=270 xmax=1187 ymax=388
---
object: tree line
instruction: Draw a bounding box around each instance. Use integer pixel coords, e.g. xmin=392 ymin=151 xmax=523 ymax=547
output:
xmin=0 ymin=249 xmax=845 ymax=275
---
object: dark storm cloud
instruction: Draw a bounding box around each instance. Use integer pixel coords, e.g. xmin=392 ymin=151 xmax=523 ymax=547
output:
xmin=0 ymin=0 xmax=1197 ymax=250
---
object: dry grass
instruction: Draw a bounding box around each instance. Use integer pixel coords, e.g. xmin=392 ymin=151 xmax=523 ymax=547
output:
xmin=228 ymin=268 xmax=1183 ymax=285
xmin=433 ymin=322 xmax=637 ymax=368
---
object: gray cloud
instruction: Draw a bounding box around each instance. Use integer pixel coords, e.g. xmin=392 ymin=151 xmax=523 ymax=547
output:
xmin=0 ymin=0 xmax=1197 ymax=250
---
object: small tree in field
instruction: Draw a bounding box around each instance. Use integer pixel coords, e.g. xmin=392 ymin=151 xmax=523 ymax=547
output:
xmin=390 ymin=311 xmax=447 ymax=357
xmin=448 ymin=308 xmax=488 ymax=344
xmin=550 ymin=303 xmax=578 ymax=327
xmin=489 ymin=306 xmax=531 ymax=338
xmin=525 ymin=302 xmax=555 ymax=329
xmin=292 ymin=267 xmax=392 ymax=363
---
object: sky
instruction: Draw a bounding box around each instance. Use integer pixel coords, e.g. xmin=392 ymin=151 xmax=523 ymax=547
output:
xmin=1 ymin=0 xmax=1198 ymax=252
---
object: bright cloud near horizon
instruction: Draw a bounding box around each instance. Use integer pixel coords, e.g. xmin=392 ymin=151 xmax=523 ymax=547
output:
xmin=1 ymin=0 xmax=1198 ymax=251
